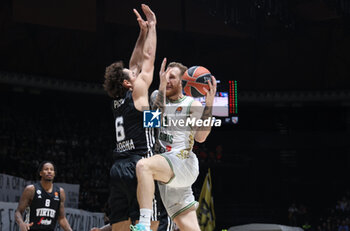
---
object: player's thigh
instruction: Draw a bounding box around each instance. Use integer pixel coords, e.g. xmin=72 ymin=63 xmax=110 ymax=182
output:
xmin=112 ymin=219 xmax=131 ymax=231
xmin=173 ymin=209 xmax=200 ymax=231
xmin=137 ymin=154 xmax=173 ymax=183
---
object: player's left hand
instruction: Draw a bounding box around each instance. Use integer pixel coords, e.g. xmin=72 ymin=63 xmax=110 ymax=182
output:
xmin=204 ymin=75 xmax=217 ymax=107
xmin=133 ymin=8 xmax=148 ymax=32
xmin=90 ymin=228 xmax=101 ymax=231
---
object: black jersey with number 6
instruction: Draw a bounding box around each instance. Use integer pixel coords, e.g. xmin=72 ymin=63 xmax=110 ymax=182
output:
xmin=27 ymin=183 xmax=60 ymax=230
xmin=112 ymin=90 xmax=154 ymax=158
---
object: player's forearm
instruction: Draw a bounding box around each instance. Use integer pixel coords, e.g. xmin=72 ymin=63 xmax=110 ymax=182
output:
xmin=100 ymin=224 xmax=112 ymax=231
xmin=129 ymin=30 xmax=147 ymax=70
xmin=195 ymin=105 xmax=213 ymax=142
xmin=59 ymin=217 xmax=72 ymax=231
xmin=14 ymin=210 xmax=24 ymax=225
xmin=152 ymin=86 xmax=165 ymax=111
xmin=142 ymin=25 xmax=157 ymax=66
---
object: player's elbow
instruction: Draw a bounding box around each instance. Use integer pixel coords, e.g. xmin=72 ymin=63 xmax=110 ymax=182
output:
xmin=15 ymin=209 xmax=23 ymax=216
xmin=58 ymin=216 xmax=66 ymax=226
xmin=143 ymin=47 xmax=155 ymax=59
xmin=195 ymin=135 xmax=206 ymax=143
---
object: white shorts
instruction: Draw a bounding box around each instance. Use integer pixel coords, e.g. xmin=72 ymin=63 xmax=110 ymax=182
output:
xmin=158 ymin=149 xmax=199 ymax=219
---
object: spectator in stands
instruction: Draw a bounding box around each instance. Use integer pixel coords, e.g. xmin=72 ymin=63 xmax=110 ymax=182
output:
xmin=338 ymin=220 xmax=349 ymax=231
xmin=215 ymin=144 xmax=223 ymax=163
xmin=336 ymin=197 xmax=348 ymax=213
xmin=288 ymin=202 xmax=298 ymax=226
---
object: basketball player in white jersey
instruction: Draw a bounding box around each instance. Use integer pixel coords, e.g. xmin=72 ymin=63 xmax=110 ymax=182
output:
xmin=131 ymin=58 xmax=216 ymax=231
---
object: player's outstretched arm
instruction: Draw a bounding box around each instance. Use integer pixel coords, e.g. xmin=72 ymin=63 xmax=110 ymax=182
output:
xmin=133 ymin=4 xmax=157 ymax=110
xmin=58 ymin=188 xmax=73 ymax=231
xmin=192 ymin=76 xmax=217 ymax=143
xmin=129 ymin=8 xmax=148 ymax=75
xmin=15 ymin=185 xmax=34 ymax=231
xmin=137 ymin=4 xmax=157 ymax=86
xmin=152 ymin=58 xmax=169 ymax=111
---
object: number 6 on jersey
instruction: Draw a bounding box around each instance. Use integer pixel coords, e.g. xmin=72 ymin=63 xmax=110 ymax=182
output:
xmin=115 ymin=116 xmax=125 ymax=142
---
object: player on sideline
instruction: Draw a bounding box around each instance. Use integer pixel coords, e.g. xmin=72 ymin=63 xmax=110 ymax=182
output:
xmin=15 ymin=161 xmax=72 ymax=231
xmin=102 ymin=4 xmax=162 ymax=231
xmin=131 ymin=59 xmax=217 ymax=231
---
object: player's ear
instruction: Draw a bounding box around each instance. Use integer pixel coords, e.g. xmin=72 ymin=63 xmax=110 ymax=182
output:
xmin=178 ymin=77 xmax=183 ymax=87
xmin=122 ymin=79 xmax=132 ymax=89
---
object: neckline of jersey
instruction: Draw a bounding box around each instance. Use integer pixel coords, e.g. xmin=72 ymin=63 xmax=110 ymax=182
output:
xmin=167 ymin=95 xmax=187 ymax=103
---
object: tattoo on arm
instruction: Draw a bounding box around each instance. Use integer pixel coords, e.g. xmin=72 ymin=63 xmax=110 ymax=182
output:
xmin=197 ymin=105 xmax=213 ymax=132
xmin=15 ymin=186 xmax=34 ymax=225
xmin=152 ymin=89 xmax=165 ymax=111
xmin=200 ymin=105 xmax=213 ymax=120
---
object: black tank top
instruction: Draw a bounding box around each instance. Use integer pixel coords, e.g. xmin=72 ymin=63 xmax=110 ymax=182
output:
xmin=112 ymin=90 xmax=154 ymax=158
xmin=27 ymin=183 xmax=60 ymax=230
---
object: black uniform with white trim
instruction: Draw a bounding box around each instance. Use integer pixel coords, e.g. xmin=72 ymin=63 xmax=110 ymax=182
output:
xmin=26 ymin=183 xmax=60 ymax=231
xmin=109 ymin=90 xmax=155 ymax=224
xmin=112 ymin=90 xmax=154 ymax=158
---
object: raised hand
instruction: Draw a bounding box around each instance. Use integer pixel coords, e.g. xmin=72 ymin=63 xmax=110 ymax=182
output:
xmin=152 ymin=58 xmax=169 ymax=111
xmin=141 ymin=4 xmax=156 ymax=26
xmin=133 ymin=8 xmax=148 ymax=32
xmin=159 ymin=57 xmax=169 ymax=88
xmin=203 ymin=76 xmax=217 ymax=107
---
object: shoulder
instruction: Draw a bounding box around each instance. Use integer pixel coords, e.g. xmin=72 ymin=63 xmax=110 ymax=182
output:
xmin=25 ymin=184 xmax=35 ymax=192
xmin=190 ymin=99 xmax=202 ymax=107
xmin=59 ymin=187 xmax=66 ymax=199
xmin=22 ymin=185 xmax=35 ymax=198
xmin=57 ymin=187 xmax=66 ymax=203
xmin=59 ymin=187 xmax=65 ymax=194
xmin=189 ymin=99 xmax=204 ymax=115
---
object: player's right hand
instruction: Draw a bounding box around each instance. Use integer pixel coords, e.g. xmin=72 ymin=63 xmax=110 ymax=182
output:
xmin=19 ymin=222 xmax=33 ymax=231
xmin=159 ymin=57 xmax=169 ymax=87
xmin=203 ymin=75 xmax=217 ymax=107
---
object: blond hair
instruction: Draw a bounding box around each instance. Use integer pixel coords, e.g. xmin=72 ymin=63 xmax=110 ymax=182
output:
xmin=167 ymin=62 xmax=188 ymax=78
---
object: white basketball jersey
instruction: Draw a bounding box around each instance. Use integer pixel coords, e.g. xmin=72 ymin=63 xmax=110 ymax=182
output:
xmin=155 ymin=95 xmax=195 ymax=153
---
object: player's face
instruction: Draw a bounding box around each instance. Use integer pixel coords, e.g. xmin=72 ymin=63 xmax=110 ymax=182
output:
xmin=165 ymin=67 xmax=182 ymax=97
xmin=40 ymin=163 xmax=55 ymax=182
xmin=123 ymin=68 xmax=137 ymax=89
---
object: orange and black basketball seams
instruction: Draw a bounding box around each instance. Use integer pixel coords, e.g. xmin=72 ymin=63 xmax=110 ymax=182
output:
xmin=182 ymin=66 xmax=212 ymax=97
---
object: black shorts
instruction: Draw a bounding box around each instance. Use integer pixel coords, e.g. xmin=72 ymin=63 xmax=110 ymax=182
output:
xmin=109 ymin=155 xmax=167 ymax=225
xmin=109 ymin=155 xmax=141 ymax=224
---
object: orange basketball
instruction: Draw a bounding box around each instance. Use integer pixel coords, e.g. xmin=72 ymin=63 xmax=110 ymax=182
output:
xmin=182 ymin=66 xmax=212 ymax=97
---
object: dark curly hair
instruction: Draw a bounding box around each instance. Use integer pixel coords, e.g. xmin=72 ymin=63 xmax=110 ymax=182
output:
xmin=103 ymin=61 xmax=130 ymax=99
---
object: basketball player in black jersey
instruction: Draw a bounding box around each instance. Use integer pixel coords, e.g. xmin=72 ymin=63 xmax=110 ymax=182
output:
xmin=101 ymin=4 xmax=161 ymax=231
xmin=14 ymin=161 xmax=72 ymax=231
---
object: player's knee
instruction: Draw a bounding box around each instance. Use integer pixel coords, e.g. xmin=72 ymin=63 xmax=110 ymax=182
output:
xmin=136 ymin=159 xmax=151 ymax=174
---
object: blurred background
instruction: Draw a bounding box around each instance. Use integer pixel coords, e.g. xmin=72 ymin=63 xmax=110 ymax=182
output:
xmin=1 ymin=0 xmax=350 ymax=230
